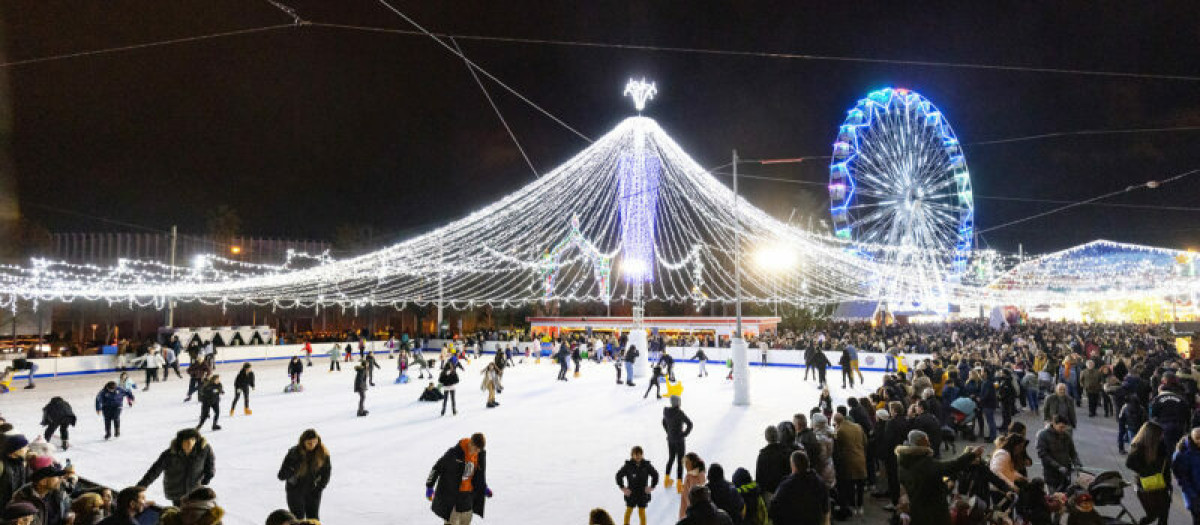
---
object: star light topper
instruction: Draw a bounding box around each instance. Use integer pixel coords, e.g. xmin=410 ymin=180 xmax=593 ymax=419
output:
xmin=624 ymin=78 xmax=657 ymax=113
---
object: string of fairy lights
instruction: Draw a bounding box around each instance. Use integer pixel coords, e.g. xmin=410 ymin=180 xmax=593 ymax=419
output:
xmin=0 ymin=111 xmax=1194 ymax=314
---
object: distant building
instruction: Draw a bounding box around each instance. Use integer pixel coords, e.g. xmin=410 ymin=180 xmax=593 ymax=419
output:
xmin=48 ymin=232 xmax=330 ymax=266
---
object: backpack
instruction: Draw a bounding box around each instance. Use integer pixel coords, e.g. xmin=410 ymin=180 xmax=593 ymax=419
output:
xmin=737 ymin=487 xmax=770 ymax=525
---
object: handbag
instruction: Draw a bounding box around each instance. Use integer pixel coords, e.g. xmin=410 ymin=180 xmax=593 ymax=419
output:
xmin=1139 ymin=472 xmax=1166 ymax=492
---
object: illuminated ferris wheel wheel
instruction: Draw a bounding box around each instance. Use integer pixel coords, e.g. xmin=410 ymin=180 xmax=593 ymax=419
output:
xmin=828 ymin=88 xmax=975 ymax=294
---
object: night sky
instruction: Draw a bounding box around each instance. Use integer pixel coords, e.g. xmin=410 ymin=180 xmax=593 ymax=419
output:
xmin=4 ymin=1 xmax=1199 ymax=255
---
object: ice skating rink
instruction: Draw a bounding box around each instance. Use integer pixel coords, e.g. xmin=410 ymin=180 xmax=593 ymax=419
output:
xmin=0 ymin=356 xmax=883 ymax=524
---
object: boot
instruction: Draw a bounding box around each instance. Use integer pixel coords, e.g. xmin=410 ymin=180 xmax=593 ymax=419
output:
xmin=664 ymin=475 xmax=673 ymax=488
xmin=230 ymin=408 xmax=235 ymax=417
xmin=574 ymin=371 xmax=580 ymax=378
xmin=676 ymin=482 xmax=683 ymax=494
xmin=62 ymin=441 xmax=70 ymax=451
xmin=245 ymin=408 xmax=252 ymax=415
xmin=24 ymin=384 xmax=35 ymax=389
xmin=212 ymin=425 xmax=222 ymax=431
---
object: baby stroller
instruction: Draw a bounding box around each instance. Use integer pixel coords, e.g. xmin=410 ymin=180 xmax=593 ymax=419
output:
xmin=1068 ymin=468 xmax=1136 ymax=525
xmin=949 ymin=397 xmax=978 ymax=441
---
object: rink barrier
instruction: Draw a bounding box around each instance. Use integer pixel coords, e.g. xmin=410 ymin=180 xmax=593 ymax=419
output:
xmin=2 ymin=341 xmax=929 ymax=380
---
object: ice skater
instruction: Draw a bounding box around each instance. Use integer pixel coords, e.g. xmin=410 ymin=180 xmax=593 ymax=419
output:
xmin=810 ymin=349 xmax=830 ymax=389
xmin=504 ymin=346 xmax=515 ymax=367
xmin=571 ymin=344 xmax=582 ymax=378
xmin=659 ymin=352 xmax=675 ymax=382
xmin=839 ymin=345 xmax=855 ymax=389
xmin=278 ymin=429 xmax=331 ymax=521
xmin=95 ymin=380 xmax=134 ymax=440
xmin=661 ymin=395 xmax=693 ymax=490
xmin=556 ymin=343 xmax=571 ymax=382
xmin=328 ymin=344 xmax=341 ymax=372
xmin=614 ymin=348 xmax=626 ymax=384
xmin=184 ymin=356 xmax=210 ymax=402
xmin=303 ymin=340 xmax=313 ymax=367
xmin=644 ymin=362 xmax=665 ymax=399
xmin=195 ymin=375 xmax=224 ymax=431
xmin=40 ymin=396 xmax=76 ymax=450
xmin=439 ymin=362 xmax=460 ymax=416
xmin=426 ymin=433 xmax=491 ymax=525
xmin=615 ymin=445 xmax=659 ymax=525
xmin=624 ymin=345 xmax=639 ymax=387
xmin=481 ymin=362 xmax=502 ymax=408
xmin=362 ymin=351 xmax=381 ymax=387
xmin=137 ymin=428 xmax=215 ymax=507
xmin=133 ymin=347 xmax=164 ymax=391
xmin=286 ymin=356 xmax=305 ymax=392
xmin=396 ymin=349 xmax=409 ymax=383
xmin=230 ymin=362 xmax=255 ymax=417
xmin=343 ymin=343 xmax=352 ymax=363
xmin=162 ymin=344 xmax=183 ymax=381
xmin=413 ymin=348 xmax=432 ymax=380
xmin=354 ymin=364 xmax=369 ymax=417
xmin=689 ymin=349 xmax=709 ymax=377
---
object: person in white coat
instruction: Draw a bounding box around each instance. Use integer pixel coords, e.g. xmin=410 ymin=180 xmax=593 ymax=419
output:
xmin=132 ymin=348 xmax=166 ymax=391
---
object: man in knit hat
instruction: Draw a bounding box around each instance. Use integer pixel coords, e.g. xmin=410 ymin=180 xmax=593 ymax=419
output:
xmin=0 ymin=435 xmax=29 ymax=508
xmin=2 ymin=501 xmax=38 ymax=525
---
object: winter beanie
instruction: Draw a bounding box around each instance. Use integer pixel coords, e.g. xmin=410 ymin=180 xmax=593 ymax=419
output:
xmin=3 ymin=434 xmax=29 ymax=454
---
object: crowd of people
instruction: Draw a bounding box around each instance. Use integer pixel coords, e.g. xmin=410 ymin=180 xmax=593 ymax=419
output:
xmin=583 ymin=320 xmax=1200 ymax=525
xmin=1 ymin=319 xmax=1199 ymax=524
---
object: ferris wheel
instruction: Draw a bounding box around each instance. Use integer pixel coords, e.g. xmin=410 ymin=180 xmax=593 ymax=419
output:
xmin=828 ymin=88 xmax=975 ymax=293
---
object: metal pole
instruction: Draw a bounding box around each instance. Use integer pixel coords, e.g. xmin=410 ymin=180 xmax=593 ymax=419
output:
xmin=734 ymin=149 xmax=742 ymax=337
xmin=437 ymin=241 xmax=444 ymax=337
xmin=732 ymin=149 xmax=750 ymax=406
xmin=167 ymin=225 xmax=177 ymax=327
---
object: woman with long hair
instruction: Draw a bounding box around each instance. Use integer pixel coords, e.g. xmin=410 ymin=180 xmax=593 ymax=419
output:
xmin=1125 ymin=421 xmax=1171 ymax=525
xmin=277 ymin=429 xmax=332 ymax=520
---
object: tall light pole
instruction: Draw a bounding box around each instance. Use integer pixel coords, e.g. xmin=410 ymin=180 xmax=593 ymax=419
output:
xmin=166 ymin=225 xmax=177 ymax=327
xmin=731 ymin=150 xmax=750 ymax=406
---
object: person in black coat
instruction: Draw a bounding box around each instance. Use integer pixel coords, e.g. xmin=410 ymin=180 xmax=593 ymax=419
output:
xmin=353 ymin=364 xmax=369 ymax=417
xmin=677 ymin=486 xmax=733 ymax=525
xmin=287 ymin=357 xmax=304 ymax=387
xmin=661 ymin=353 xmax=676 ymax=382
xmin=555 ymin=343 xmax=571 ymax=381
xmin=615 ymin=446 xmax=659 ymax=525
xmin=809 ymin=350 xmax=830 ymax=388
xmin=645 ymin=363 xmax=666 ymax=399
xmin=40 ymin=397 xmax=76 ymax=450
xmin=363 ymin=351 xmax=381 ymax=386
xmin=231 ymin=363 xmax=255 ymax=416
xmin=707 ymin=464 xmax=744 ymax=525
xmin=427 ymin=433 xmax=491 ymax=523
xmin=663 ymin=396 xmax=694 ymax=486
xmin=755 ymin=426 xmax=791 ymax=497
xmin=195 ymin=375 xmax=225 ymax=431
xmin=439 ymin=363 xmax=460 ymax=416
xmin=137 ymin=428 xmax=215 ymax=506
xmin=769 ymin=450 xmax=829 ymax=525
xmin=0 ymin=434 xmax=30 ymax=508
xmin=277 ymin=429 xmax=331 ymax=520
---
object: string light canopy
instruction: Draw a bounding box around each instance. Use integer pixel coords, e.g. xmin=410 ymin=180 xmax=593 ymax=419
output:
xmin=0 ymin=83 xmax=1195 ymax=313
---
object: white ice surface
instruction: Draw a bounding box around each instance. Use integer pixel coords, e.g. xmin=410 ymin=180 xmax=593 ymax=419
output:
xmin=0 ymin=356 xmax=881 ymax=524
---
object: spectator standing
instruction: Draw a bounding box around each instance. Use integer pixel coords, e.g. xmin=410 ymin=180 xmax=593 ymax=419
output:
xmin=1037 ymin=415 xmax=1081 ymax=492
xmin=767 ymin=450 xmax=828 ymax=525
xmin=895 ymin=430 xmax=983 ymax=525
xmin=1173 ymin=427 xmax=1200 ymax=525
xmin=1125 ymin=421 xmax=1171 ymax=525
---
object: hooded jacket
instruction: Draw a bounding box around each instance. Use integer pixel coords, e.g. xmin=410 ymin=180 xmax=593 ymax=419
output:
xmin=896 ymin=445 xmax=978 ymax=525
xmin=138 ymin=436 xmax=216 ymax=501
xmin=40 ymin=397 xmax=76 ymax=428
xmin=615 ymin=458 xmax=658 ymax=507
xmin=663 ymin=406 xmax=694 ymax=443
xmin=158 ymin=498 xmax=226 ymax=525
xmin=707 ymin=465 xmax=744 ymax=525
xmin=427 ymin=439 xmax=488 ymax=520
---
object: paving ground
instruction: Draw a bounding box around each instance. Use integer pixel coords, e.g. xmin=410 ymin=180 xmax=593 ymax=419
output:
xmin=0 ymin=357 xmax=1187 ymax=524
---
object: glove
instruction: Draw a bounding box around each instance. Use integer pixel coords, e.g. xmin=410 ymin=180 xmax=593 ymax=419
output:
xmin=425 ymin=487 xmax=434 ymax=501
xmin=485 ymin=488 xmax=493 ymax=498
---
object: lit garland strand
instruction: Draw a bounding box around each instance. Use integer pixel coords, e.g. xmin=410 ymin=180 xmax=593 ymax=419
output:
xmin=0 ymin=117 xmax=1194 ymax=310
